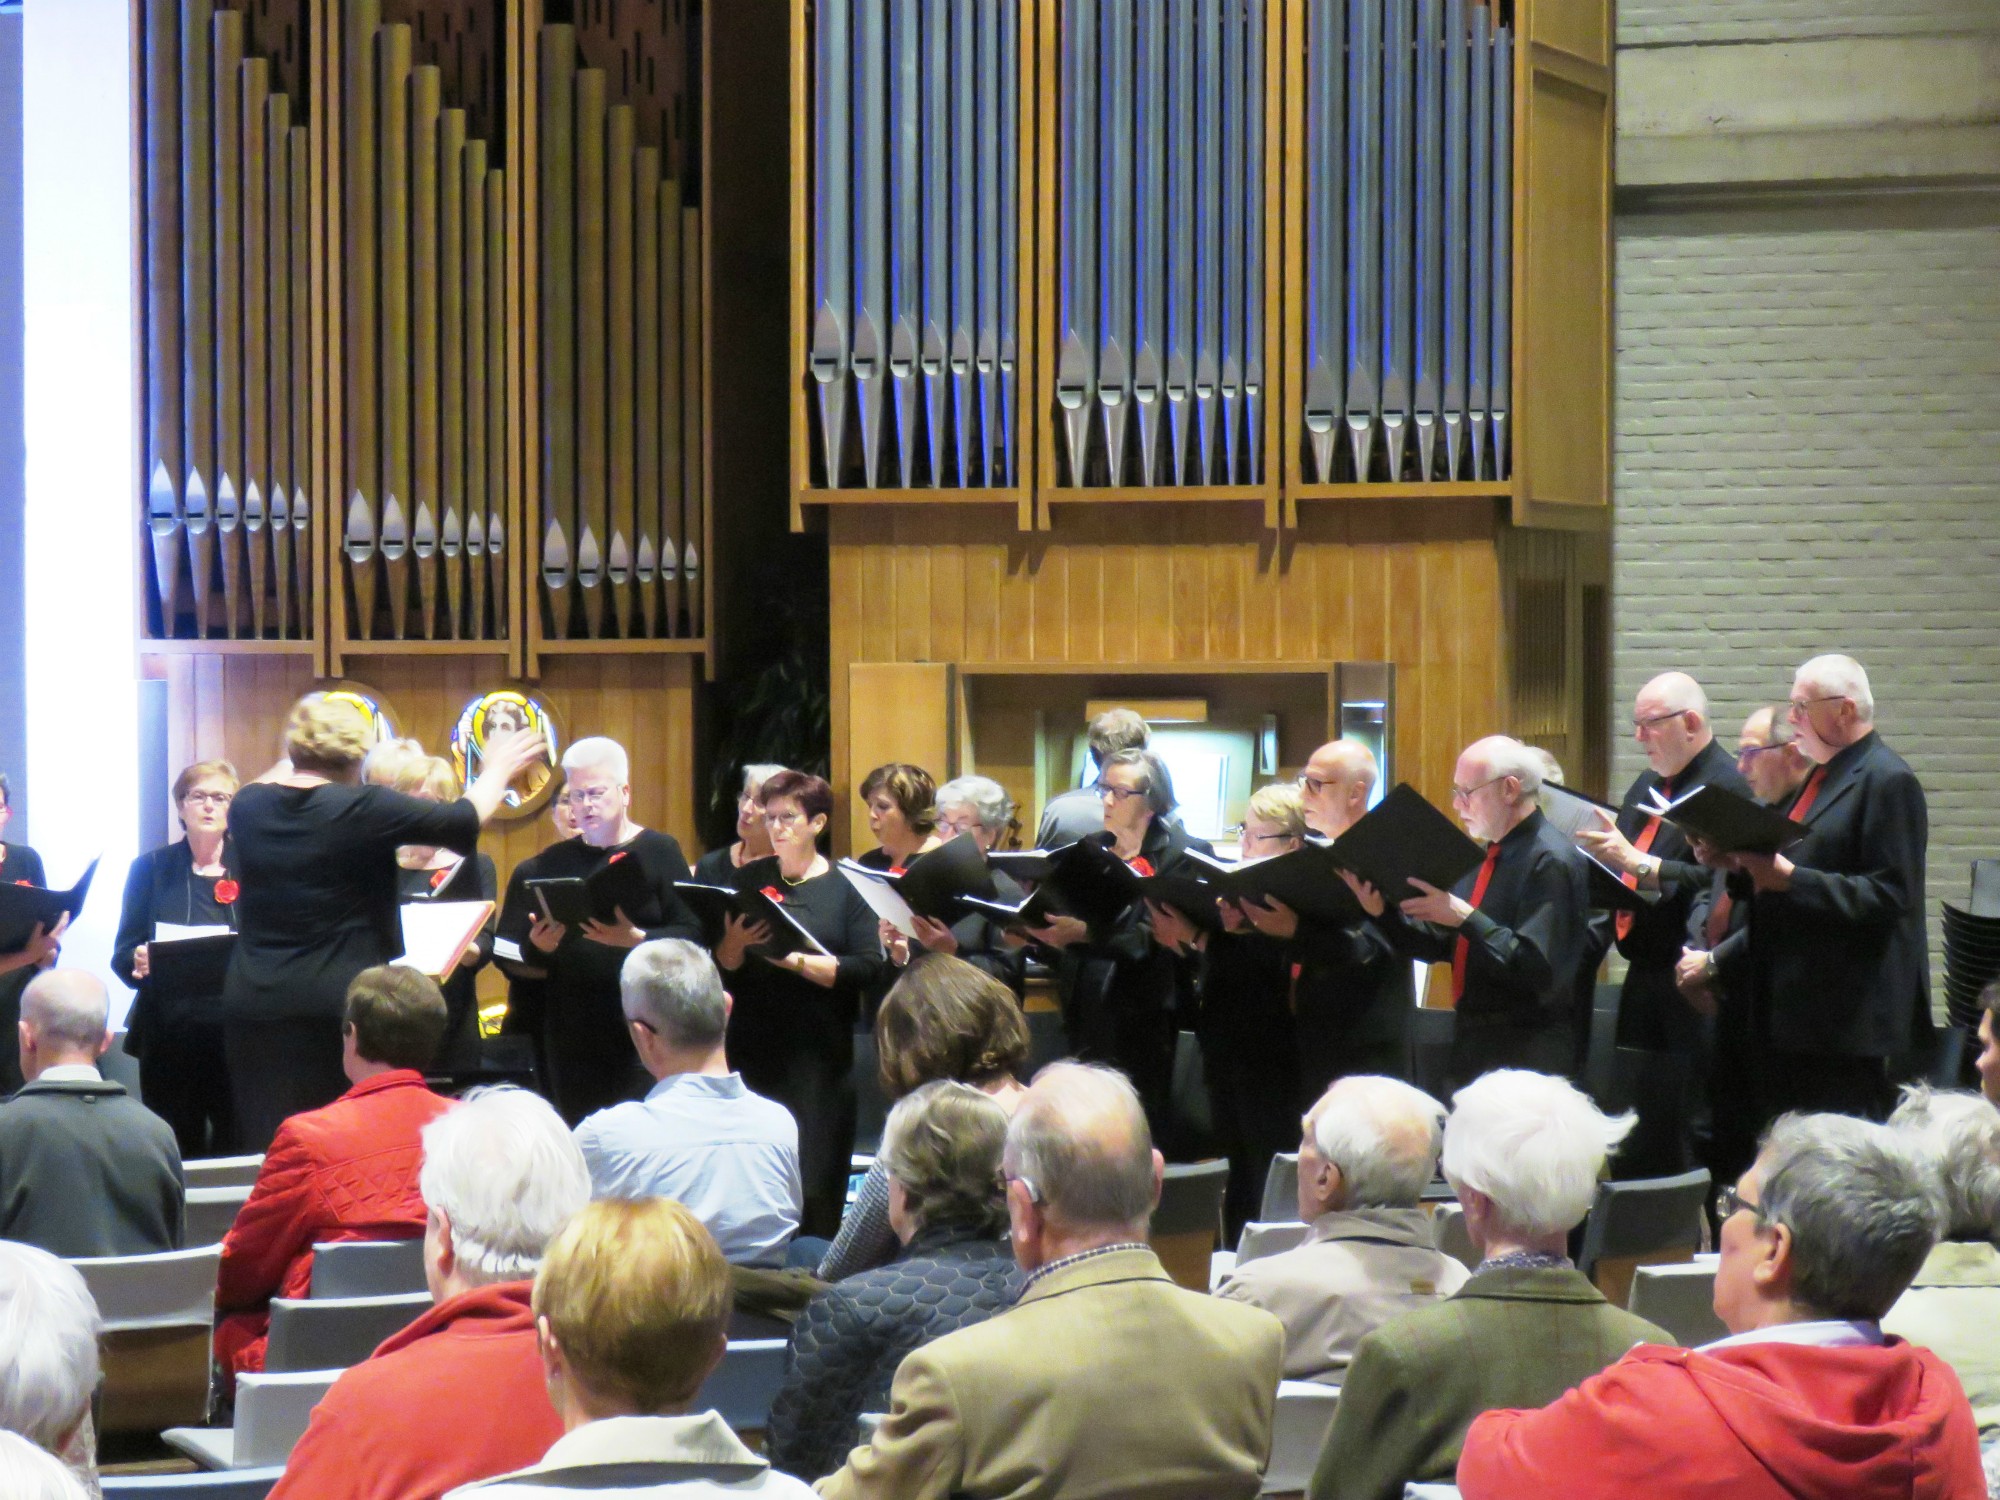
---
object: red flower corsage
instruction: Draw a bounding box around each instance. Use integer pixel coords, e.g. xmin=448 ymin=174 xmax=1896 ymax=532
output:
xmin=760 ymin=885 xmax=785 ymax=904
xmin=429 ymin=866 xmax=452 ymax=891
xmin=1127 ymin=856 xmax=1155 ymax=878
xmin=887 ymin=866 xmax=907 ymax=878
xmin=214 ymin=878 xmax=240 ymax=905
xmin=12 ymin=880 xmax=28 ymax=888
xmin=607 ymin=850 xmax=628 ymax=864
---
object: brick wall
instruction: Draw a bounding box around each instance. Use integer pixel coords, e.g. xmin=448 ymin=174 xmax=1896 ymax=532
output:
xmin=1611 ymin=203 xmax=2000 ymax=995
xmin=1621 ymin=0 xmax=2000 ymax=48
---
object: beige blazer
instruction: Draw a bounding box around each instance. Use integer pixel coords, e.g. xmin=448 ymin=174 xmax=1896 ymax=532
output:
xmin=815 ymin=1246 xmax=1285 ymax=1500
xmin=1216 ymin=1207 xmax=1471 ymax=1383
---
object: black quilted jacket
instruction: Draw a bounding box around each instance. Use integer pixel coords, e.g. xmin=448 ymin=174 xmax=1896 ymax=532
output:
xmin=765 ymin=1223 xmax=1023 ymax=1480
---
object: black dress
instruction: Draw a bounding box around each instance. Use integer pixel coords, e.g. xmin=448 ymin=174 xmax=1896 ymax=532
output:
xmin=223 ymin=782 xmax=481 ymax=1149
xmin=721 ymin=857 xmax=888 ymax=1237
xmin=1194 ymin=928 xmax=1301 ymax=1239
xmin=396 ymin=853 xmax=498 ymax=1076
xmin=112 ymin=839 xmax=240 ymax=1156
xmin=0 ymin=842 xmax=49 ymax=1095
xmin=494 ymin=829 xmax=702 ymax=1125
xmin=691 ymin=842 xmax=749 ymax=887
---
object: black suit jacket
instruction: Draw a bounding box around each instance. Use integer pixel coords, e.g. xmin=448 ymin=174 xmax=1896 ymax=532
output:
xmin=1383 ymin=810 xmax=1591 ymax=1080
xmin=1738 ymin=732 xmax=1929 ymax=1058
xmin=113 ymin=839 xmax=239 ymax=1057
xmin=0 ymin=1077 xmax=184 ymax=1257
xmin=1614 ymin=738 xmax=1753 ymax=971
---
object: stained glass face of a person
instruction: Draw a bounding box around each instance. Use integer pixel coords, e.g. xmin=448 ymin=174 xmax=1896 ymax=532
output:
xmin=484 ymin=700 xmax=530 ymax=743
xmin=566 ymin=764 xmax=629 ymax=845
xmin=179 ymin=776 xmax=236 ymax=838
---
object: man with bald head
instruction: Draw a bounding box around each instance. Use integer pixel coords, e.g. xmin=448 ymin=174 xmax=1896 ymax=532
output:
xmin=1358 ymin=736 xmax=1590 ymax=1087
xmin=1728 ymin=655 xmax=1930 ymax=1121
xmin=1238 ymin=740 xmax=1412 ymax=1097
xmin=0 ymin=970 xmax=183 ymax=1256
xmin=818 ymin=1062 xmax=1284 ymax=1500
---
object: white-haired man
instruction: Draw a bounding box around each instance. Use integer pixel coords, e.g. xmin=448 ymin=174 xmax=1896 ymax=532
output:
xmin=1576 ymin=673 xmax=1751 ymax=1079
xmin=1462 ymin=1112 xmax=1982 ymax=1499
xmin=0 ymin=970 xmax=182 ymax=1257
xmin=1730 ymin=655 xmax=1929 ymax=1121
xmin=574 ymin=940 xmax=801 ymax=1265
xmin=1217 ymin=1076 xmax=1468 ymax=1382
xmin=818 ymin=1062 xmax=1285 ymax=1500
xmin=1354 ymin=736 xmax=1591 ymax=1086
xmin=0 ymin=1241 xmax=102 ymax=1494
xmin=1236 ymin=741 xmax=1412 ymax=1096
xmin=269 ymin=1087 xmax=594 ymax=1500
xmin=495 ymin=736 xmax=704 ymax=1124
xmin=1306 ymin=1070 xmax=1669 ymax=1500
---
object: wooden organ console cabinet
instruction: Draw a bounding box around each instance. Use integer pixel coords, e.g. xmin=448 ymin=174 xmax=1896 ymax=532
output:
xmin=790 ymin=0 xmax=1616 ymax=851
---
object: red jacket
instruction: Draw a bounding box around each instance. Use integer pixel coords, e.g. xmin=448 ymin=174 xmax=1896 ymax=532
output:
xmin=1460 ymin=1336 xmax=1985 ymax=1500
xmin=214 ymin=1070 xmax=456 ymax=1377
xmin=266 ymin=1281 xmax=562 ymax=1500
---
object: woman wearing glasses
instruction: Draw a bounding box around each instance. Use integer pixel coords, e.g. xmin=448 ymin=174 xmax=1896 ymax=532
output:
xmin=111 ymin=759 xmax=243 ymax=1155
xmin=1026 ymin=748 xmax=1212 ymax=1143
xmin=691 ymin=764 xmax=790 ymax=886
xmin=714 ymin=769 xmax=888 ymax=1236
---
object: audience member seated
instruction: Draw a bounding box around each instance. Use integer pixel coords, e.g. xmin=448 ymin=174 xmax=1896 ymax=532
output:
xmin=0 ymin=1242 xmax=102 ymax=1496
xmin=1216 ymin=1075 xmax=1468 ymax=1383
xmin=816 ymin=1062 xmax=1284 ymax=1500
xmin=0 ymin=970 xmax=183 ymax=1257
xmin=448 ymin=1198 xmax=815 ymax=1498
xmin=574 ymin=941 xmax=800 ymax=1266
xmin=215 ymin=965 xmax=456 ymax=1379
xmin=1882 ymin=1086 xmax=2000 ymax=1439
xmin=1978 ymin=981 xmax=1999 ymax=1108
xmin=1307 ymin=1069 xmax=1669 ymax=1500
xmin=270 ymin=1087 xmax=594 ymax=1500
xmin=819 ymin=954 xmax=1029 ymax=1281
xmin=1459 ymin=1112 xmax=1983 ymax=1499
xmin=768 ymin=1082 xmax=1022 ymax=1480
xmin=0 ymin=1430 xmax=88 ymax=1500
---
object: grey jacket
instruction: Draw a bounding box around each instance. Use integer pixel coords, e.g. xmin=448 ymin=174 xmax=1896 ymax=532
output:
xmin=0 ymin=1075 xmax=183 ymax=1257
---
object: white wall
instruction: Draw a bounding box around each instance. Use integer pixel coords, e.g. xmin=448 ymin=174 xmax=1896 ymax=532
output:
xmin=22 ymin=0 xmax=139 ymax=1001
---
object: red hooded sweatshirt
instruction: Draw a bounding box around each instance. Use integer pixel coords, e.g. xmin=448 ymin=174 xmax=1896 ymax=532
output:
xmin=1459 ymin=1337 xmax=1985 ymax=1500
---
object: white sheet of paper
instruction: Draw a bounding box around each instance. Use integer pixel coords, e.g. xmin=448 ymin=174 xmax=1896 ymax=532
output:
xmin=492 ymin=936 xmax=524 ymax=964
xmin=155 ymin=922 xmax=232 ymax=943
xmin=1539 ymin=784 xmax=1616 ymax=840
xmin=397 ymin=901 xmax=492 ymax=977
xmin=837 ymin=863 xmax=920 ymax=939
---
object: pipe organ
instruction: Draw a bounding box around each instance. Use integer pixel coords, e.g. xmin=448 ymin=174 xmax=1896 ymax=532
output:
xmin=135 ymin=0 xmax=712 ymax=671
xmin=794 ymin=0 xmax=1596 ymax=525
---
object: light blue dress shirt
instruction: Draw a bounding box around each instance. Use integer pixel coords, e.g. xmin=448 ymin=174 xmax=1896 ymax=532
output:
xmin=575 ymin=1072 xmax=802 ymax=1267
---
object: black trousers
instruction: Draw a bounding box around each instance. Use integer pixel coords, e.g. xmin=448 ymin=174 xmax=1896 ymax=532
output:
xmin=1201 ymin=1034 xmax=1301 ymax=1239
xmin=223 ymin=1015 xmax=349 ymax=1151
xmin=731 ymin=1003 xmax=857 ymax=1240
xmin=140 ymin=1018 xmax=239 ymax=1158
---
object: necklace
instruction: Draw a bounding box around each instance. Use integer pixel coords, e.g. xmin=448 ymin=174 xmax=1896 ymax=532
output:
xmin=779 ymin=856 xmax=822 ymax=887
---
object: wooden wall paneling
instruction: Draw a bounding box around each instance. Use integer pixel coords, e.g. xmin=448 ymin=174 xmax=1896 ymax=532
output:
xmin=1510 ymin=0 xmax=1611 ymax=527
xmin=845 ymin=662 xmax=956 ymax=851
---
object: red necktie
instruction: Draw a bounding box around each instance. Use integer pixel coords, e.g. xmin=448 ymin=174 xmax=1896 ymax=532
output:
xmin=1705 ymin=887 xmax=1734 ymax=948
xmin=1789 ymin=766 xmax=1828 ymax=823
xmin=1451 ymin=845 xmax=1502 ymax=1003
xmin=1614 ymin=815 xmax=1664 ymax=942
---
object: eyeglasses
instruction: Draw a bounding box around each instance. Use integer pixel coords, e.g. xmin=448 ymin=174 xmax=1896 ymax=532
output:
xmin=1005 ymin=1172 xmax=1044 ymax=1205
xmin=1735 ymin=744 xmax=1784 ymax=765
xmin=936 ymin=814 xmax=980 ymax=837
xmin=1787 ymin=695 xmax=1845 ymax=717
xmin=1631 ymin=708 xmax=1691 ymax=733
xmin=1094 ymin=781 xmax=1144 ymax=804
xmin=182 ymin=791 xmax=234 ymax=807
xmin=1296 ymin=773 xmax=1331 ymax=797
xmin=1450 ymin=774 xmax=1506 ymax=802
xmin=1241 ymin=827 xmax=1296 ymax=849
xmin=1714 ymin=1183 xmax=1767 ymax=1223
xmin=763 ymin=809 xmax=809 ymax=828
xmin=568 ymin=786 xmax=618 ymax=807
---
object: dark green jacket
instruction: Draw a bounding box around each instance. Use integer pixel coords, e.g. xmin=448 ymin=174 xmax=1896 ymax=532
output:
xmin=1307 ymin=1264 xmax=1672 ymax=1500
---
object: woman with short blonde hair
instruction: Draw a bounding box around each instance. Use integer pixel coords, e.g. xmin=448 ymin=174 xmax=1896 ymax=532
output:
xmin=221 ymin=693 xmax=545 ymax=1148
xmin=463 ymin=1200 xmax=815 ymax=1499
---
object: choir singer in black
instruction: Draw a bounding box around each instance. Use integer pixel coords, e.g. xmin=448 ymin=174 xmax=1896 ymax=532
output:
xmin=713 ymin=769 xmax=887 ymax=1236
xmin=1354 ymin=736 xmax=1590 ymax=1088
xmin=495 ymin=736 xmax=702 ymax=1125
xmin=112 ymin=758 xmax=242 ymax=1156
